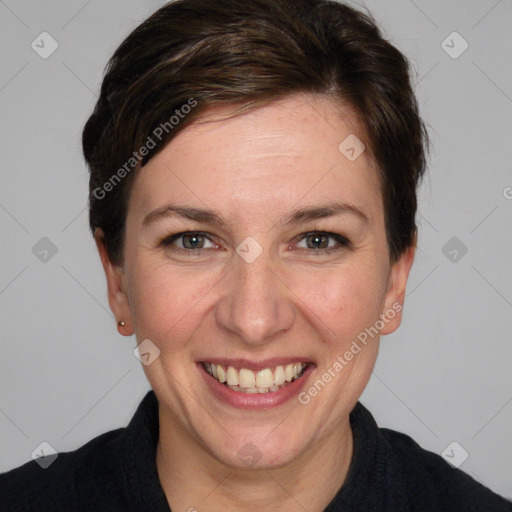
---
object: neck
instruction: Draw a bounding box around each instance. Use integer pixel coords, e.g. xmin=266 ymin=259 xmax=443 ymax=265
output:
xmin=156 ymin=404 xmax=354 ymax=512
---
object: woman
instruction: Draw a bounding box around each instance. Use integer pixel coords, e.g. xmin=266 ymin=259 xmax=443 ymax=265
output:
xmin=1 ymin=0 xmax=510 ymax=510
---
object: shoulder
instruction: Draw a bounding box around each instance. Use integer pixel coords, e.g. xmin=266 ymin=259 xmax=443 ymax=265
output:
xmin=379 ymin=427 xmax=512 ymax=512
xmin=0 ymin=427 xmax=126 ymax=512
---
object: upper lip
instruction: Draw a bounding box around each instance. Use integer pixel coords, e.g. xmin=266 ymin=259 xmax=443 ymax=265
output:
xmin=198 ymin=358 xmax=314 ymax=371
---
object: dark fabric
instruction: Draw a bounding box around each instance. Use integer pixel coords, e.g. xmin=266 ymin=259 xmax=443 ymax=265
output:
xmin=1 ymin=390 xmax=510 ymax=511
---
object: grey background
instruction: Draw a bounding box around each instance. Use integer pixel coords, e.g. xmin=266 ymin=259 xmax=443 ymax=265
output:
xmin=1 ymin=0 xmax=511 ymax=500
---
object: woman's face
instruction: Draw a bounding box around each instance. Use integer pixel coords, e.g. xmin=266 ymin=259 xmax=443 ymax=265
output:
xmin=99 ymin=94 xmax=414 ymax=470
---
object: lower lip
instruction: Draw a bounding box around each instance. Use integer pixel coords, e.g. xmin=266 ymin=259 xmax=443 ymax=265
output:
xmin=197 ymin=362 xmax=315 ymax=410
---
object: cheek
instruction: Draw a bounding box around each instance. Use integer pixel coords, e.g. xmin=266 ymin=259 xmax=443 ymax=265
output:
xmin=128 ymin=259 xmax=217 ymax=345
xmin=291 ymin=261 xmax=387 ymax=346
xmin=291 ymin=263 xmax=385 ymax=408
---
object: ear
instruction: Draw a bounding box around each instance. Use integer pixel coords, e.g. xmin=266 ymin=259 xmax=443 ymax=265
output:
xmin=380 ymin=238 xmax=416 ymax=335
xmin=94 ymin=228 xmax=133 ymax=336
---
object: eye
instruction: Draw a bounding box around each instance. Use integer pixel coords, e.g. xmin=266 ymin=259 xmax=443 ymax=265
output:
xmin=295 ymin=231 xmax=351 ymax=254
xmin=160 ymin=231 xmax=219 ymax=253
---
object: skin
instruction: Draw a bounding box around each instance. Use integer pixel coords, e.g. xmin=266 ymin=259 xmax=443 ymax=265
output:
xmin=96 ymin=94 xmax=415 ymax=511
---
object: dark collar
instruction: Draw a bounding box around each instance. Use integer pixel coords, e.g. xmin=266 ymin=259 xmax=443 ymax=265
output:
xmin=121 ymin=391 xmax=171 ymax=511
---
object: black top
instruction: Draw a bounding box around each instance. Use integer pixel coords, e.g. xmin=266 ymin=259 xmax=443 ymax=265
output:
xmin=0 ymin=390 xmax=510 ymax=511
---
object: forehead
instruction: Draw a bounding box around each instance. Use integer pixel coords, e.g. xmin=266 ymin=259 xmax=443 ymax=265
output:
xmin=129 ymin=94 xmax=382 ymax=225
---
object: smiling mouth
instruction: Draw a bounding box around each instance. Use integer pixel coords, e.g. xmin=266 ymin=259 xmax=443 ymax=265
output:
xmin=202 ymin=361 xmax=310 ymax=394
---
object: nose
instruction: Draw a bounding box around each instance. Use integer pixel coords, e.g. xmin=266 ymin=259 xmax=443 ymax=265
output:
xmin=214 ymin=248 xmax=295 ymax=346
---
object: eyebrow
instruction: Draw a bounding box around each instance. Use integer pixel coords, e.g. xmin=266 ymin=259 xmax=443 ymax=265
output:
xmin=142 ymin=201 xmax=369 ymax=229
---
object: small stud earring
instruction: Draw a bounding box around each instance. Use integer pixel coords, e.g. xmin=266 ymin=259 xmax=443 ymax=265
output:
xmin=118 ymin=320 xmax=125 ymax=327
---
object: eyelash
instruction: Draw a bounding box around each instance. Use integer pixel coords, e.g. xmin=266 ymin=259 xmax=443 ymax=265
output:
xmin=159 ymin=230 xmax=351 ymax=256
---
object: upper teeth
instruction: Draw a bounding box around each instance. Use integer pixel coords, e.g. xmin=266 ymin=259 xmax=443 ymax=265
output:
xmin=203 ymin=362 xmax=307 ymax=389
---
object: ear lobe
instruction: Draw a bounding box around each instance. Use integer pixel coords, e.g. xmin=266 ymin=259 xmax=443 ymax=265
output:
xmin=380 ymin=243 xmax=416 ymax=336
xmin=94 ymin=228 xmax=133 ymax=336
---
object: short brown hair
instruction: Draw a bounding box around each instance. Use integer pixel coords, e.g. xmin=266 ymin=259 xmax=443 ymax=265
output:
xmin=83 ymin=0 xmax=429 ymax=266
